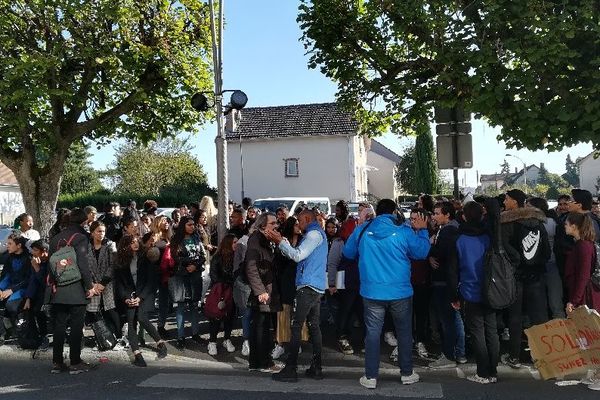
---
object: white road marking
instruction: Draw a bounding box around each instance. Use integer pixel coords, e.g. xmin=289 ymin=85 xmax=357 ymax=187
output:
xmin=0 ymin=385 xmax=39 ymax=394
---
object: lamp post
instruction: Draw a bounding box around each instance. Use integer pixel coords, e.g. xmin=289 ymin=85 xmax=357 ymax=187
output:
xmin=505 ymin=153 xmax=527 ymax=193
xmin=191 ymin=0 xmax=248 ymax=242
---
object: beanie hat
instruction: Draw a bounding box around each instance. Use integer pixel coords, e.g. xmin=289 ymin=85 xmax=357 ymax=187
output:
xmin=506 ymin=189 xmax=527 ymax=207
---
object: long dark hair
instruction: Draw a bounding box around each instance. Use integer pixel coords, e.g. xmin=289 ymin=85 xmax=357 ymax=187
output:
xmin=117 ymin=234 xmax=138 ymax=267
xmin=170 ymin=215 xmax=195 ymax=253
xmin=281 ymin=216 xmax=299 ymax=242
xmin=215 ymin=233 xmax=236 ymax=269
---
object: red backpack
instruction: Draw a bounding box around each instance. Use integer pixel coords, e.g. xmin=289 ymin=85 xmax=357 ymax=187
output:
xmin=204 ymin=282 xmax=234 ymax=319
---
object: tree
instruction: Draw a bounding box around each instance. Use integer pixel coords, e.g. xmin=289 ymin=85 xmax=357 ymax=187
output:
xmin=0 ymin=1 xmax=213 ymax=234
xmin=298 ymin=1 xmax=600 ymax=150
xmin=414 ymin=124 xmax=439 ymax=194
xmin=60 ymin=142 xmax=102 ymax=196
xmin=562 ymin=154 xmax=580 ymax=187
xmin=108 ymin=136 xmax=213 ymax=199
xmin=500 ymin=159 xmax=511 ymax=175
xmin=395 ymin=144 xmax=417 ymax=195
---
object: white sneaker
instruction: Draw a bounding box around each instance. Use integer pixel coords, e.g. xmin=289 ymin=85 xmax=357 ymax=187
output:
xmin=208 ymin=342 xmax=218 ymax=356
xmin=416 ymin=342 xmax=428 ymax=358
xmin=501 ymin=328 xmax=510 ymax=341
xmin=384 ymin=331 xmax=398 ymax=347
xmin=389 ymin=346 xmax=398 ymax=361
xmin=271 ymin=344 xmax=285 ymax=360
xmin=359 ymin=375 xmax=377 ymax=389
xmin=401 ymin=372 xmax=420 ymax=385
xmin=223 ymin=339 xmax=235 ymax=353
xmin=241 ymin=340 xmax=250 ymax=356
xmin=589 ymin=381 xmax=600 ymax=391
xmin=467 ymin=374 xmax=492 ymax=384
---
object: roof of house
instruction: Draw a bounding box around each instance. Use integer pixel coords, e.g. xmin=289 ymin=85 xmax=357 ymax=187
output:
xmin=0 ymin=162 xmax=18 ymax=186
xmin=369 ymin=140 xmax=401 ymax=163
xmin=226 ymin=102 xmax=359 ymax=140
xmin=480 ymin=173 xmax=517 ymax=182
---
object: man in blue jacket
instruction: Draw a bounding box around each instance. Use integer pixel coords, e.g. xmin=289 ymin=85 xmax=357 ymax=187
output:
xmin=266 ymin=209 xmax=328 ymax=383
xmin=343 ymin=199 xmax=430 ymax=389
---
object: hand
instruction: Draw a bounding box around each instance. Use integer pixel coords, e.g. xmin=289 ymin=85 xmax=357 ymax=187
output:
xmin=129 ymin=297 xmax=141 ymax=307
xmin=566 ymin=302 xmax=574 ymax=314
xmin=186 ymin=264 xmax=197 ymax=273
xmin=328 ymin=287 xmax=337 ymax=295
xmin=258 ymin=292 xmax=269 ymax=304
xmin=451 ymin=301 xmax=461 ymax=311
xmin=94 ymin=283 xmax=105 ymax=293
xmin=1 ymin=289 xmax=13 ymax=300
xmin=263 ymin=229 xmax=283 ymax=244
xmin=429 ymin=257 xmax=440 ymax=270
xmin=411 ymin=213 xmax=428 ymax=230
xmin=31 ymin=257 xmax=41 ymax=272
xmin=23 ymin=298 xmax=31 ymax=310
xmin=86 ymin=288 xmax=96 ymax=298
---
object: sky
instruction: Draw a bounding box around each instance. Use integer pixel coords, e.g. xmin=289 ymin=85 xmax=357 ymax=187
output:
xmin=90 ymin=1 xmax=593 ymax=189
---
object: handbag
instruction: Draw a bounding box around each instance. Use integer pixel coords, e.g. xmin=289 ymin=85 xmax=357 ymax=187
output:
xmin=204 ymin=282 xmax=234 ymax=319
xmin=16 ymin=311 xmax=42 ymax=350
xmin=276 ymin=304 xmax=309 ymax=343
xmin=91 ymin=314 xmax=116 ymax=351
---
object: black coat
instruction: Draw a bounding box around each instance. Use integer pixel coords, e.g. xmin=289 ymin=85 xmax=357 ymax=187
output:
xmin=48 ymin=224 xmax=94 ymax=305
xmin=210 ymin=254 xmax=235 ymax=286
xmin=114 ymin=253 xmax=157 ymax=312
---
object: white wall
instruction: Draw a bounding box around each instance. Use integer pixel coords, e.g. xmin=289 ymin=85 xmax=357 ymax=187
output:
xmin=0 ymin=186 xmax=25 ymax=225
xmin=367 ymin=151 xmax=397 ymax=200
xmin=227 ymin=135 xmax=358 ymax=204
xmin=580 ymin=156 xmax=600 ymax=194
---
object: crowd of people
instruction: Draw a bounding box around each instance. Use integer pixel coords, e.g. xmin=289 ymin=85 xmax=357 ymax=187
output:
xmin=0 ymin=191 xmax=599 ymax=391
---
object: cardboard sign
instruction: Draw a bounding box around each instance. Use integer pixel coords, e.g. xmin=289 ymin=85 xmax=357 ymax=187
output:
xmin=525 ymin=306 xmax=600 ymax=380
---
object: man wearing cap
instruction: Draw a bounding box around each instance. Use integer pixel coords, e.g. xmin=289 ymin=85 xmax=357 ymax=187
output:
xmin=500 ymin=189 xmax=551 ymax=369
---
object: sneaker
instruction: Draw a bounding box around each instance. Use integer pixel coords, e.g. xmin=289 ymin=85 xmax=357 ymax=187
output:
xmin=489 ymin=376 xmax=498 ymax=383
xmin=338 ymin=339 xmax=354 ymax=355
xmin=429 ymin=355 xmax=456 ymax=369
xmin=133 ymin=353 xmax=147 ymax=367
xmin=157 ymin=342 xmax=167 ymax=359
xmin=467 ymin=374 xmax=491 ymax=384
xmin=456 ymin=356 xmax=468 ymax=364
xmin=272 ymin=364 xmax=297 ymax=382
xmin=501 ymin=354 xmax=521 ymax=369
xmin=389 ymin=346 xmax=398 ymax=361
xmin=69 ymin=361 xmax=93 ymax=375
xmin=416 ymin=342 xmax=428 ymax=358
xmin=501 ymin=328 xmax=510 ymax=341
xmin=223 ymin=339 xmax=235 ymax=353
xmin=359 ymin=376 xmax=377 ymax=389
xmin=260 ymin=363 xmax=284 ymax=373
xmin=39 ymin=336 xmax=50 ymax=351
xmin=208 ymin=342 xmax=218 ymax=356
xmin=271 ymin=344 xmax=285 ymax=360
xmin=401 ymin=372 xmax=420 ymax=385
xmin=51 ymin=363 xmax=69 ymax=374
xmin=241 ymin=340 xmax=250 ymax=356
xmin=384 ymin=331 xmax=398 ymax=347
xmin=589 ymin=381 xmax=600 ymax=391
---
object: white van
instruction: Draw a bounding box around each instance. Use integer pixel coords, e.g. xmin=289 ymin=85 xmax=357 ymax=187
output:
xmin=253 ymin=197 xmax=331 ymax=216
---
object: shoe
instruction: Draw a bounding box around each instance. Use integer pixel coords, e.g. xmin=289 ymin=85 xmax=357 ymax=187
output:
xmin=489 ymin=376 xmax=498 ymax=383
xmin=241 ymin=340 xmax=250 ymax=356
xmin=501 ymin=328 xmax=510 ymax=341
xmin=39 ymin=336 xmax=50 ymax=351
xmin=208 ymin=342 xmax=218 ymax=356
xmin=501 ymin=354 xmax=521 ymax=369
xmin=51 ymin=363 xmax=69 ymax=374
xmin=384 ymin=331 xmax=398 ymax=347
xmin=390 ymin=346 xmax=398 ymax=361
xmin=191 ymin=334 xmax=205 ymax=344
xmin=133 ymin=353 xmax=147 ymax=367
xmin=271 ymin=344 xmax=285 ymax=360
xmin=69 ymin=362 xmax=93 ymax=375
xmin=175 ymin=339 xmax=185 ymax=351
xmin=272 ymin=364 xmax=298 ymax=382
xmin=222 ymin=339 xmax=235 ymax=353
xmin=416 ymin=342 xmax=428 ymax=358
xmin=260 ymin=363 xmax=283 ymax=373
xmin=359 ymin=376 xmax=377 ymax=389
xmin=401 ymin=372 xmax=420 ymax=385
xmin=305 ymin=355 xmax=323 ymax=380
xmin=467 ymin=374 xmax=491 ymax=384
xmin=338 ymin=339 xmax=354 ymax=355
xmin=158 ymin=326 xmax=168 ymax=339
xmin=157 ymin=342 xmax=167 ymax=359
xmin=456 ymin=356 xmax=468 ymax=364
xmin=429 ymin=355 xmax=456 ymax=369
xmin=589 ymin=381 xmax=600 ymax=391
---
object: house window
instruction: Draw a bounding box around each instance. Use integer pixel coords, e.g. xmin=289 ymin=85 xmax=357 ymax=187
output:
xmin=284 ymin=158 xmax=299 ymax=177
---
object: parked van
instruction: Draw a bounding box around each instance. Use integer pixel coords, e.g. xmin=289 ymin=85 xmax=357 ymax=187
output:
xmin=253 ymin=197 xmax=331 ymax=216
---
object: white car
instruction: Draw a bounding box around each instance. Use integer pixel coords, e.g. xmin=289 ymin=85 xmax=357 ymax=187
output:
xmin=253 ymin=197 xmax=331 ymax=216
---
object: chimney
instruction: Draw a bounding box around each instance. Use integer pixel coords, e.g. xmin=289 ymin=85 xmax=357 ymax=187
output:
xmin=515 ymin=167 xmax=518 ymax=173
xmin=540 ymin=162 xmax=544 ymax=169
xmin=225 ymin=109 xmax=242 ymax=132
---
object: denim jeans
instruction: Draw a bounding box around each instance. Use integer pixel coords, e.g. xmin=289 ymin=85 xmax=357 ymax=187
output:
xmin=242 ymin=308 xmax=252 ymax=339
xmin=464 ymin=301 xmax=499 ymax=378
xmin=545 ymin=262 xmax=566 ymax=319
xmin=176 ymin=302 xmax=199 ymax=339
xmin=335 ymin=289 xmax=363 ymax=340
xmin=286 ymin=287 xmax=323 ymax=367
xmin=363 ymin=296 xmax=413 ymax=378
xmin=432 ymin=285 xmax=466 ymax=359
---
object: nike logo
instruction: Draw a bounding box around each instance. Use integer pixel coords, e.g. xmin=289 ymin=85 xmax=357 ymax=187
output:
xmin=522 ymin=230 xmax=541 ymax=261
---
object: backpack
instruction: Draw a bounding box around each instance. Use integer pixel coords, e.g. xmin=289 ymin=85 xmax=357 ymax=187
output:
xmin=49 ymin=233 xmax=83 ymax=286
xmin=483 ymin=224 xmax=517 ymax=310
xmin=204 ymin=282 xmax=234 ymax=319
xmin=592 ymin=244 xmax=600 ymax=290
xmin=91 ymin=315 xmax=117 ymax=351
xmin=16 ymin=312 xmax=42 ymax=350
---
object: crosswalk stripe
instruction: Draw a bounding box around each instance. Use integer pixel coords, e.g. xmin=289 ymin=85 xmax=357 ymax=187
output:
xmin=138 ymin=373 xmax=444 ymax=398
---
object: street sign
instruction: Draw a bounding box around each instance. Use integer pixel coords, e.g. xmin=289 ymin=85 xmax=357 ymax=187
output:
xmin=434 ymin=106 xmax=469 ymax=123
xmin=435 ymin=122 xmax=472 ymax=135
xmin=436 ymin=134 xmax=473 ymax=169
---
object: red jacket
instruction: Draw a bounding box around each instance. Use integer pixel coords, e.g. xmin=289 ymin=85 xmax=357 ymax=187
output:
xmin=565 ymin=240 xmax=600 ymax=310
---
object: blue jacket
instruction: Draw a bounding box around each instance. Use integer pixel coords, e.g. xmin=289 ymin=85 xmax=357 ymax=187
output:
xmin=0 ymin=252 xmax=32 ymax=302
xmin=295 ymin=222 xmax=328 ymax=292
xmin=343 ymin=214 xmax=430 ymax=300
xmin=452 ymin=224 xmax=490 ymax=303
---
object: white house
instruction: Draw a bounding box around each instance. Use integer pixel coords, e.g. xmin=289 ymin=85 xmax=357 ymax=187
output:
xmin=0 ymin=162 xmax=25 ymax=225
xmin=367 ymin=140 xmax=401 ymax=200
xmin=480 ymin=165 xmax=541 ymax=191
xmin=578 ymin=151 xmax=600 ymax=194
xmin=225 ymin=102 xmax=397 ymax=204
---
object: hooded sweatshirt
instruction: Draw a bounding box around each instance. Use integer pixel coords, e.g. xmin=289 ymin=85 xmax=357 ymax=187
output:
xmin=343 ymin=214 xmax=430 ymax=300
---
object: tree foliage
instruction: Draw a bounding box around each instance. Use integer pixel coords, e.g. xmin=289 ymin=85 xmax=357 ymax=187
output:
xmin=0 ymin=1 xmax=213 ymax=233
xmin=395 ymin=127 xmax=440 ymax=195
xmin=500 ymin=159 xmax=511 ymax=174
xmin=60 ymin=141 xmax=102 ymax=196
xmin=298 ymin=0 xmax=600 ymax=150
xmin=562 ymin=154 xmax=580 ymax=187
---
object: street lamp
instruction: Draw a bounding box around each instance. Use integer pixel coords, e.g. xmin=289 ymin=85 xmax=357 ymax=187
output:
xmin=190 ymin=0 xmax=248 ymax=242
xmin=505 ymin=153 xmax=527 ymax=193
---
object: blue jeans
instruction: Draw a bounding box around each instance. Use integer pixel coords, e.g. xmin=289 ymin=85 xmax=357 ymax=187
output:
xmin=363 ymin=297 xmax=413 ymax=378
xmin=432 ymin=285 xmax=465 ymax=359
xmin=242 ymin=308 xmax=252 ymax=339
xmin=176 ymin=302 xmax=199 ymax=339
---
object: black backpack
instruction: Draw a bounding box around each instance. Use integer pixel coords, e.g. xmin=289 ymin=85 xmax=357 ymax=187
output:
xmin=483 ymin=221 xmax=517 ymax=310
xmin=515 ymin=222 xmax=549 ymax=267
xmin=16 ymin=312 xmax=43 ymax=350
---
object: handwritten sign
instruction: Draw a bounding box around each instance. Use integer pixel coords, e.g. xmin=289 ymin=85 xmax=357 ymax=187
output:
xmin=525 ymin=306 xmax=600 ymax=380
